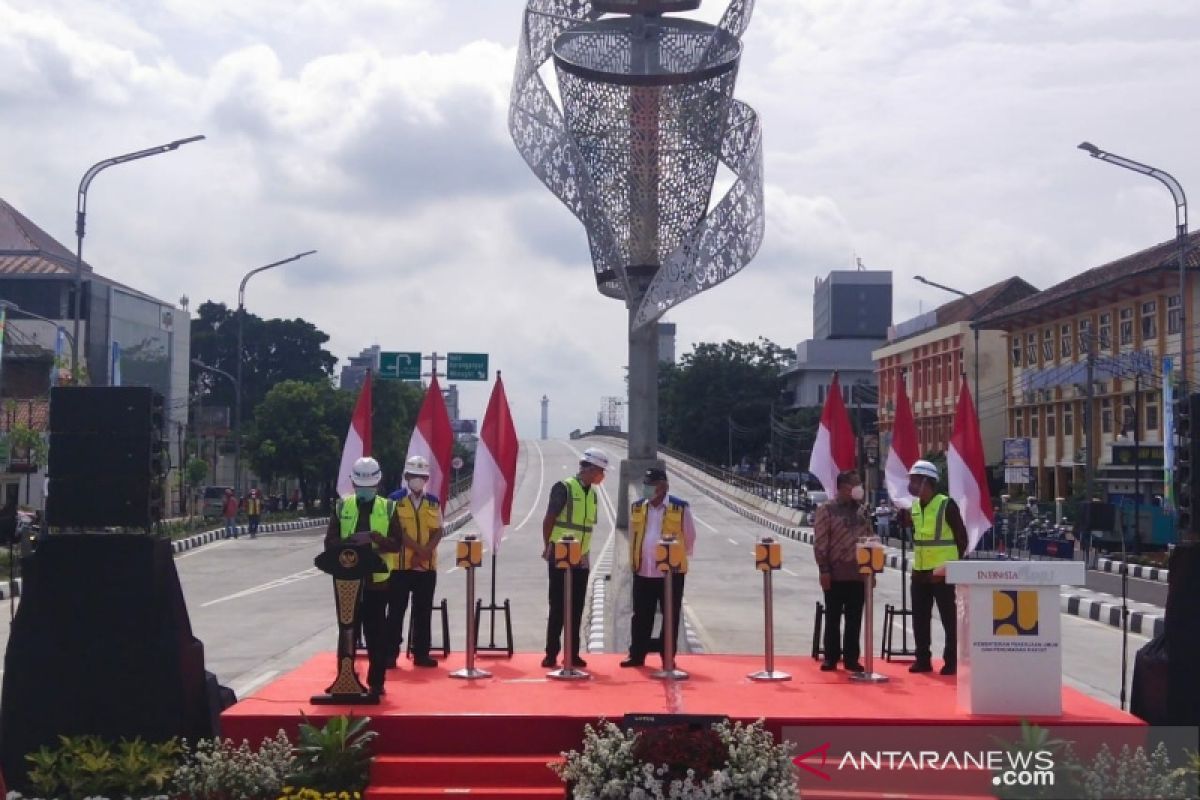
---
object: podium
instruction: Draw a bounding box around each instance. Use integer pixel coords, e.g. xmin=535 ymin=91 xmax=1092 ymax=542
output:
xmin=945 ymin=560 xmax=1084 ymax=716
xmin=311 ymin=542 xmax=387 ymax=705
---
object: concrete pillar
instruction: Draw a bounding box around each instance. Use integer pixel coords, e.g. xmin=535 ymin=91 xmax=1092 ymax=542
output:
xmin=618 ymin=304 xmax=663 ymax=527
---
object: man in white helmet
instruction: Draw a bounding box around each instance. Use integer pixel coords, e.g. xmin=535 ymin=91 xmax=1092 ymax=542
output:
xmin=385 ymin=454 xmax=444 ymax=668
xmin=906 ymin=459 xmax=968 ymax=676
xmin=324 ymin=456 xmax=402 ymax=696
xmin=540 ymin=446 xmax=608 ymax=669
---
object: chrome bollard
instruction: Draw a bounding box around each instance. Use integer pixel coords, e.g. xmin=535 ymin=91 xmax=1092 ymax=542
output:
xmin=851 ymin=536 xmax=889 ymax=683
xmin=450 ymin=535 xmax=490 ymax=680
xmin=651 ymin=535 xmax=688 ymax=681
xmin=548 ymin=535 xmax=589 ymax=680
xmin=749 ymin=537 xmax=790 ymax=681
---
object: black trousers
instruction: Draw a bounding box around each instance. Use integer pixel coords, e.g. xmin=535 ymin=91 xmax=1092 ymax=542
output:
xmin=545 ymin=564 xmax=589 ymax=659
xmin=822 ymin=580 xmax=865 ymax=664
xmin=629 ymin=573 xmax=685 ymax=660
xmin=360 ymin=586 xmax=390 ymax=689
xmin=248 ymin=515 xmax=260 ymax=535
xmin=390 ymin=570 xmax=437 ymax=659
xmin=912 ymin=579 xmax=957 ymax=665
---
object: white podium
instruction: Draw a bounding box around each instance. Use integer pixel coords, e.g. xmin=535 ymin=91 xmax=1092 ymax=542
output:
xmin=945 ymin=560 xmax=1085 ymax=716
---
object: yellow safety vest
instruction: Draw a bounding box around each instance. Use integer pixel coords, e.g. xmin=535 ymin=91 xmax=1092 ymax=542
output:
xmin=629 ymin=497 xmax=688 ymax=573
xmin=912 ymin=494 xmax=959 ymax=572
xmin=550 ymin=477 xmax=597 ymax=555
xmin=396 ymin=492 xmax=442 ymax=571
xmin=246 ymin=496 xmax=262 ymax=516
xmin=338 ymin=495 xmax=396 ymax=583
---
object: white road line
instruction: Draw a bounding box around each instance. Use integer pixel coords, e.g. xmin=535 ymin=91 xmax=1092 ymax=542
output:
xmin=693 ymin=514 xmax=718 ymax=533
xmin=727 ymin=537 xmax=739 ymax=545
xmin=231 ymin=670 xmax=279 ymax=699
xmin=176 ymin=540 xmax=231 ymax=559
xmin=782 ymin=567 xmax=799 ymax=577
xmin=444 ymin=566 xmax=460 ymax=574
xmin=511 ymin=439 xmax=546 ymax=532
xmin=200 ymin=568 xmax=321 ymax=607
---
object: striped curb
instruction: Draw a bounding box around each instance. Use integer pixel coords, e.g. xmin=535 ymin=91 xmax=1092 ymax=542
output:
xmin=587 ymin=535 xmax=613 ymax=653
xmin=1095 ymin=558 xmax=1168 ymax=584
xmin=1061 ymin=593 xmax=1164 ymax=637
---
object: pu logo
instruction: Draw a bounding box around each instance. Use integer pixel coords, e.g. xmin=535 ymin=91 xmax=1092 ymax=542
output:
xmin=993 ymin=590 xmax=1039 ymax=636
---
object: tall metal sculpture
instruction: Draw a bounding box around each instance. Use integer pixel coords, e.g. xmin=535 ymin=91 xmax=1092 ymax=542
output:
xmin=511 ymin=0 xmax=763 ymax=515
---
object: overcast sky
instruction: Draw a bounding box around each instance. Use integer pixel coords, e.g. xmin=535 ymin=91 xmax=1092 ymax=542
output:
xmin=1 ymin=0 xmax=1196 ymax=439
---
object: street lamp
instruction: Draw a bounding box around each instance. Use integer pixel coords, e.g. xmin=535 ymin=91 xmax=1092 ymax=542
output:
xmin=72 ymin=135 xmax=206 ymax=375
xmin=913 ymin=275 xmax=981 ymax=406
xmin=192 ymin=358 xmax=238 ymax=490
xmin=233 ymin=251 xmax=317 ymax=495
xmin=1078 ymin=142 xmax=1189 ymax=385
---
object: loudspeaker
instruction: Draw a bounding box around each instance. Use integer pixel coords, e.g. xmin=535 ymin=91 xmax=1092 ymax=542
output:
xmin=1164 ymin=542 xmax=1200 ymax=725
xmin=47 ymin=387 xmax=166 ymax=529
xmin=0 ymin=535 xmax=214 ymax=785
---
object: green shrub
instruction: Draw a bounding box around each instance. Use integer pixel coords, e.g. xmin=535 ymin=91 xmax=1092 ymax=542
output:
xmin=23 ymin=734 xmax=181 ymax=799
xmin=286 ymin=714 xmax=376 ymax=793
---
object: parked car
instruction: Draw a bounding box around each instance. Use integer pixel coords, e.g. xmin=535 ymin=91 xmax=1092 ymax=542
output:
xmin=201 ymin=486 xmax=235 ymax=518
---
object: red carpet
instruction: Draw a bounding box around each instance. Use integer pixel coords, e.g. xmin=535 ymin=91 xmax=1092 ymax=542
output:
xmin=222 ymin=652 xmax=1138 ymax=798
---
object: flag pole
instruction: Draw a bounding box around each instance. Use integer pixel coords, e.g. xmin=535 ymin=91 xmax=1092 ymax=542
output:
xmin=475 ymin=370 xmax=515 ymax=657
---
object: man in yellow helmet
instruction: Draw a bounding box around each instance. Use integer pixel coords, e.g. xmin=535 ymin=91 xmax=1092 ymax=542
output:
xmin=906 ymin=459 xmax=968 ymax=676
xmin=324 ymin=456 xmax=402 ymax=696
xmin=541 ymin=447 xmax=608 ymax=669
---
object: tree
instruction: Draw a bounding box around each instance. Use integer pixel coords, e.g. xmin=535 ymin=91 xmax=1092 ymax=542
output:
xmin=657 ymin=338 xmax=793 ymax=466
xmin=190 ymin=301 xmax=337 ymax=424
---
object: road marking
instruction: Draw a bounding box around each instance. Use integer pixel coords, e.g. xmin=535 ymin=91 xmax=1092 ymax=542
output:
xmin=782 ymin=567 xmax=799 ymax=577
xmin=693 ymin=514 xmax=718 ymax=532
xmin=232 ymin=670 xmax=279 ymax=698
xmin=727 ymin=537 xmax=739 ymax=545
xmin=176 ymin=540 xmax=231 ymax=559
xmin=511 ymin=439 xmax=546 ymax=532
xmin=445 ymin=566 xmax=460 ymax=574
xmin=200 ymin=568 xmax=321 ymax=607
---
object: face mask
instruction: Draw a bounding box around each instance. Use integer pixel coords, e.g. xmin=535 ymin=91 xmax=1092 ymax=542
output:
xmin=407 ymin=477 xmax=427 ymax=493
xmin=850 ymin=486 xmax=865 ymax=502
xmin=641 ymin=484 xmax=658 ymax=501
xmin=355 ymin=487 xmax=375 ymax=502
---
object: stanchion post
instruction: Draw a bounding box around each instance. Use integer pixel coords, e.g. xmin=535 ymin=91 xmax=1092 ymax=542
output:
xmin=851 ymin=536 xmax=889 ymax=683
xmin=451 ymin=534 xmax=490 ymax=680
xmin=651 ymin=535 xmax=688 ymax=681
xmin=749 ymin=536 xmax=790 ymax=681
xmin=548 ymin=535 xmax=589 ymax=680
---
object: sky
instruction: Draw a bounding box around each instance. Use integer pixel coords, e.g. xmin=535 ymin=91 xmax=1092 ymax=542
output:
xmin=1 ymin=0 xmax=1197 ymax=440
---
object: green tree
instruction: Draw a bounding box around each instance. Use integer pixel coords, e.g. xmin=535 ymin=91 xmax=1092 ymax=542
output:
xmin=370 ymin=377 xmax=425 ymax=491
xmin=190 ymin=301 xmax=337 ymax=424
xmin=658 ymin=338 xmax=793 ymax=466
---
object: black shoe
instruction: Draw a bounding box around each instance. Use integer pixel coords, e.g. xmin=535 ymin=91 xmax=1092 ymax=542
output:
xmin=541 ymin=654 xmax=557 ymax=668
xmin=620 ymin=657 xmax=645 ymax=668
xmin=570 ymin=656 xmax=588 ymax=668
xmin=413 ymin=656 xmax=438 ymax=668
xmin=368 ymin=684 xmax=385 ymax=696
xmin=819 ymin=661 xmax=838 ymax=672
xmin=844 ymin=661 xmax=865 ymax=673
xmin=386 ymin=661 xmax=399 ymax=669
xmin=909 ymin=661 xmax=933 ymax=674
xmin=940 ymin=663 xmax=957 ymax=676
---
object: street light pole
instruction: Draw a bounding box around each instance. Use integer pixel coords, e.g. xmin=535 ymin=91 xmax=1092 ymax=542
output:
xmin=192 ymin=358 xmax=238 ymax=490
xmin=234 ymin=250 xmax=317 ymax=495
xmin=71 ymin=135 xmax=205 ymax=376
xmin=913 ymin=276 xmax=981 ymax=406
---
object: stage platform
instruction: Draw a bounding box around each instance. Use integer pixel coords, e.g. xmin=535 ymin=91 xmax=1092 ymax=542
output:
xmin=222 ymin=653 xmax=1139 ymax=799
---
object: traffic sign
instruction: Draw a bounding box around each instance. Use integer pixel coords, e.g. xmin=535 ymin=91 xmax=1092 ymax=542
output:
xmin=451 ymin=456 xmax=464 ymax=470
xmin=379 ymin=351 xmax=420 ymax=380
xmin=447 ymin=352 xmax=489 ymax=381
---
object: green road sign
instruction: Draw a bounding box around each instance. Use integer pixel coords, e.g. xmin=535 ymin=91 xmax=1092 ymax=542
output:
xmin=380 ymin=351 xmax=421 ymax=380
xmin=447 ymin=352 xmax=489 ymax=381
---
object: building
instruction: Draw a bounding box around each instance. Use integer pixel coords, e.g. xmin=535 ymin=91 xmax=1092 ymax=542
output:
xmin=874 ymin=277 xmax=1039 ymax=468
xmin=339 ymin=345 xmax=381 ymax=390
xmin=0 ymin=198 xmax=190 ymax=512
xmin=978 ymin=231 xmax=1200 ymax=503
xmin=782 ymin=269 xmax=893 ymax=411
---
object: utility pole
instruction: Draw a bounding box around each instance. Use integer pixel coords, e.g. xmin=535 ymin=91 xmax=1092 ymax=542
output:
xmin=540 ymin=395 xmax=549 ymax=440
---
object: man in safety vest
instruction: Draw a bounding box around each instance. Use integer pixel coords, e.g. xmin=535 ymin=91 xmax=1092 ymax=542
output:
xmin=245 ymin=488 xmax=263 ymax=538
xmin=621 ymin=467 xmax=696 ymax=668
xmin=541 ymin=446 xmax=608 ymax=669
xmin=906 ymin=459 xmax=968 ymax=675
xmin=386 ymin=455 xmax=444 ymax=669
xmin=323 ymin=456 xmax=402 ymax=696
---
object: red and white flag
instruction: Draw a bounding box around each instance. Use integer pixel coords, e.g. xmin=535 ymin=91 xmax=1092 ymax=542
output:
xmin=884 ymin=375 xmax=920 ymax=509
xmin=948 ymin=381 xmax=994 ymax=552
xmin=808 ymin=373 xmax=857 ymax=494
xmin=470 ymin=373 xmax=519 ymax=554
xmin=336 ymin=375 xmax=372 ymax=496
xmin=407 ymin=375 xmax=455 ymax=503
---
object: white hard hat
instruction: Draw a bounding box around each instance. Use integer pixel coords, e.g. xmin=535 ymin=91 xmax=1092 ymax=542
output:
xmin=908 ymin=459 xmax=940 ymax=482
xmin=581 ymin=447 xmax=609 ymax=470
xmin=351 ymin=457 xmax=382 ymax=487
xmin=404 ymin=455 xmax=432 ymax=477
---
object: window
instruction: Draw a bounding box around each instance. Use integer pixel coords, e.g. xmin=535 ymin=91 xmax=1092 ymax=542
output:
xmin=1046 ymin=408 xmax=1057 ymax=438
xmin=1060 ymin=323 xmax=1073 ymax=359
xmin=1120 ymin=307 xmax=1133 ymax=347
xmin=1026 ymin=333 xmax=1037 ymax=364
xmin=1102 ymin=398 xmax=1113 ymax=434
xmin=1146 ymin=396 xmax=1160 ymax=432
xmin=1012 ymin=337 xmax=1022 ymax=367
xmin=818 ymin=384 xmax=825 ymax=404
xmin=1031 ymin=409 xmax=1040 ymax=438
xmin=1168 ymin=295 xmax=1182 ymax=335
xmin=1098 ymin=313 xmax=1112 ymax=351
xmin=933 ymin=358 xmax=941 ymax=391
xmin=1142 ymin=300 xmax=1157 ymax=340
xmin=1015 ymin=409 xmax=1024 ymax=438
xmin=1064 ymin=404 xmax=1074 ymax=436
xmin=1078 ymin=319 xmax=1093 ymax=354
xmin=1042 ymin=328 xmax=1054 ymax=362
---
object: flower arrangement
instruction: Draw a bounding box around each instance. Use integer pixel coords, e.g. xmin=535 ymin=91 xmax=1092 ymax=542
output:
xmin=278 ymin=790 xmax=362 ymax=800
xmin=552 ymin=718 xmax=798 ymax=799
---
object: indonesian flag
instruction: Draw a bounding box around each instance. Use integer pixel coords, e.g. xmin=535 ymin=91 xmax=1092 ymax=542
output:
xmin=470 ymin=373 xmax=519 ymax=554
xmin=808 ymin=373 xmax=856 ymax=494
xmin=884 ymin=375 xmax=920 ymax=509
xmin=336 ymin=374 xmax=372 ymax=496
xmin=948 ymin=381 xmax=994 ymax=552
xmin=407 ymin=375 xmax=454 ymax=503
